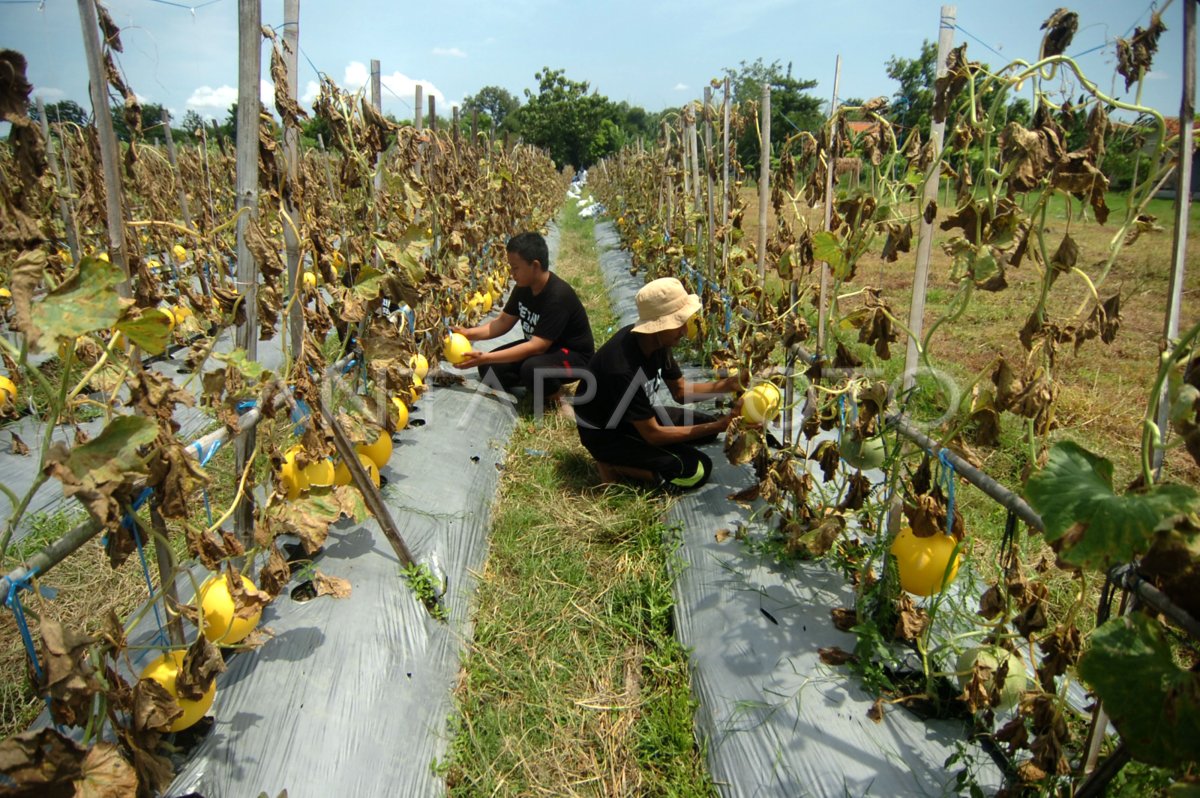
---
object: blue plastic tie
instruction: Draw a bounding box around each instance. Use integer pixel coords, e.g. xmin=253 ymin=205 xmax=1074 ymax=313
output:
xmin=236 ymin=399 xmax=257 ymax=413
xmin=5 ymin=571 xmax=60 ymax=727
xmin=122 ymin=489 xmax=169 ymax=648
xmin=5 ymin=574 xmax=44 ymax=682
xmin=938 ymin=449 xmax=957 ymax=535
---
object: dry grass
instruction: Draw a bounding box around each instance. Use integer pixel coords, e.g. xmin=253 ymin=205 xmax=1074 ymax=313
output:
xmin=0 ymin=510 xmax=148 ymax=739
xmin=740 ymin=186 xmax=1200 ymax=486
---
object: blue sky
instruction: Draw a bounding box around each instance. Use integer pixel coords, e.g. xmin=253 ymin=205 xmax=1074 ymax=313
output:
xmin=0 ymin=0 xmax=1186 ymax=125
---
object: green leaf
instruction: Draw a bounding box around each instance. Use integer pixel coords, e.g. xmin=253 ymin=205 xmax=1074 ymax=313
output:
xmin=350 ymin=265 xmax=386 ymax=302
xmin=31 ymin=256 xmax=128 ymax=351
xmin=812 ymin=231 xmax=848 ymax=279
xmin=114 ymin=307 xmax=173 ymax=355
xmin=969 ymin=248 xmax=998 ymax=283
xmin=1076 ymin=614 xmax=1200 ymax=768
xmin=1024 ymin=441 xmax=1198 ymax=569
xmin=213 ymin=348 xmax=268 ymax=382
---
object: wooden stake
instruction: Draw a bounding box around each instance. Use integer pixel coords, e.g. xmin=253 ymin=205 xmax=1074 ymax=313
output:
xmin=414 ymin=84 xmax=423 ymax=128
xmin=1154 ymin=0 xmax=1195 ymax=474
xmin=756 ymin=84 xmax=770 ymax=282
xmin=902 ymin=5 xmax=957 ymax=391
xmin=234 ymin=0 xmax=262 ymax=544
xmin=428 ymin=95 xmax=437 ymax=131
xmin=316 ymin=396 xmax=415 ymax=568
xmin=815 ymin=55 xmax=842 ymax=358
xmin=283 ymin=0 xmax=304 ymax=358
xmin=160 ymin=109 xmax=193 ymax=233
xmin=703 ymin=86 xmax=717 ymax=284
xmin=76 ymin=0 xmax=130 ymax=296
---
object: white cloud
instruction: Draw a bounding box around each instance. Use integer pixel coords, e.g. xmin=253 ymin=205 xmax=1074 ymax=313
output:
xmin=32 ymin=87 xmax=66 ymax=102
xmin=187 ymin=84 xmax=237 ymax=112
xmin=340 ymin=61 xmax=447 ymax=111
xmin=187 ymin=81 xmax=275 ymax=114
xmin=673 ymin=82 xmax=689 ymax=91
xmin=301 ymin=80 xmax=321 ymax=106
xmin=432 ymin=47 xmax=467 ymax=58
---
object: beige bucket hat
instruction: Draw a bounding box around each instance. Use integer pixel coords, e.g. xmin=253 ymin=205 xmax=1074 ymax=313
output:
xmin=631 ymin=277 xmax=702 ymax=334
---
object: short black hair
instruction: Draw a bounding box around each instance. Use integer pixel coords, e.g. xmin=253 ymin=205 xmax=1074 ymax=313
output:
xmin=506 ymin=232 xmax=549 ymax=271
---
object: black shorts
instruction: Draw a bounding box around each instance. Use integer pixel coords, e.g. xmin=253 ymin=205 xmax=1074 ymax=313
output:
xmin=478 ymin=341 xmax=590 ymax=398
xmin=578 ymin=407 xmax=717 ymax=492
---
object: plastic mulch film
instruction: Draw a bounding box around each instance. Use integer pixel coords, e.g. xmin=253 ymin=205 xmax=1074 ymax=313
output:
xmin=20 ymin=225 xmax=561 ymax=796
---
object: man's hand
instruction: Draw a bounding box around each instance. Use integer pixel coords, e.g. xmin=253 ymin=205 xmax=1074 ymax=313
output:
xmin=451 ymin=324 xmax=473 ymax=340
xmin=457 ymin=349 xmax=488 ymax=369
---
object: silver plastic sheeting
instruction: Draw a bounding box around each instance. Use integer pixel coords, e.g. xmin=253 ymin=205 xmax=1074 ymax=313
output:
xmin=163 ymin=376 xmax=520 ymax=798
xmin=161 ymin=233 xmax=551 ymax=795
xmin=592 ymin=220 xmax=1004 ymax=797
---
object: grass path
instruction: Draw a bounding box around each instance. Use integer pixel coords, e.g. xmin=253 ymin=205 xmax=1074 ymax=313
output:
xmin=442 ymin=204 xmax=715 ymax=796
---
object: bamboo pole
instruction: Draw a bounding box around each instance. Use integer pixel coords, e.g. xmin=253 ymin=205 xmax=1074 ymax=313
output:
xmin=815 ymin=55 xmax=842 ymax=360
xmin=1155 ymin=0 xmax=1195 ymax=474
xmin=76 ymin=0 xmax=130 ymax=297
xmin=369 ymin=57 xmax=383 ymax=273
xmin=756 ymin=84 xmax=770 ymax=282
xmin=283 ymin=0 xmax=304 ymax=358
xmin=150 ymin=502 xmax=185 ymax=646
xmin=886 ymin=411 xmax=1044 ymax=531
xmin=35 ymin=97 xmax=81 ymax=265
xmin=370 ymin=58 xmax=383 ymax=199
xmin=234 ymin=0 xmax=262 ymax=544
xmin=901 ymin=5 xmax=957 ymax=392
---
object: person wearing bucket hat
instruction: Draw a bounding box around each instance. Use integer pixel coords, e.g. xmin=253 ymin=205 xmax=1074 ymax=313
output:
xmin=573 ymin=277 xmax=748 ymax=492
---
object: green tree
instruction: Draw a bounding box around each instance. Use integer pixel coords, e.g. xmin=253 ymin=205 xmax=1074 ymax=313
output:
xmin=109 ymin=101 xmax=171 ymax=143
xmin=517 ymin=68 xmax=618 ymax=169
xmin=28 ymin=99 xmax=90 ymax=127
xmin=301 ymin=112 xmax=333 ymax=148
xmin=886 ymin=40 xmax=938 ymax=136
xmin=461 ymin=85 xmax=521 ymax=135
xmin=723 ymin=58 xmax=823 ymax=173
xmin=180 ymin=110 xmax=207 ymax=140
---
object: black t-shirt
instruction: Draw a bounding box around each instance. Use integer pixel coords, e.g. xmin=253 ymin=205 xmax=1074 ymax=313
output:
xmin=575 ymin=324 xmax=682 ymax=435
xmin=502 ymin=272 xmax=594 ymax=355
